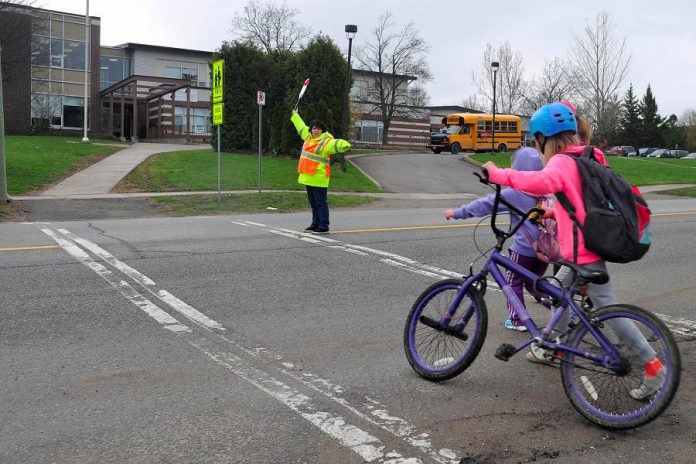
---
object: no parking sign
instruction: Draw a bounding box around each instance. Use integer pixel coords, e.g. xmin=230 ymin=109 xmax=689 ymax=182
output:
xmin=257 ymin=91 xmax=265 ymax=106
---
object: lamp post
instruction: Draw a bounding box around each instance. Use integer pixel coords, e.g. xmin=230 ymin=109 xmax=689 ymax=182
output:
xmin=491 ymin=61 xmax=499 ymax=152
xmin=340 ymin=24 xmax=357 ymax=172
xmin=81 ymin=0 xmax=90 ymax=143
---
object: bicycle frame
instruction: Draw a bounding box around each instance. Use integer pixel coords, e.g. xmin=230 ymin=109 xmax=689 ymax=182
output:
xmin=438 ymin=176 xmax=624 ymax=368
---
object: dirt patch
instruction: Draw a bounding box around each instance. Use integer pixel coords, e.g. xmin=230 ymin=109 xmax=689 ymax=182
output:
xmin=12 ymin=198 xmax=169 ymax=222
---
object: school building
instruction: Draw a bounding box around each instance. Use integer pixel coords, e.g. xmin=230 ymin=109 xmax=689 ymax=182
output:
xmin=1 ymin=4 xmax=525 ymax=149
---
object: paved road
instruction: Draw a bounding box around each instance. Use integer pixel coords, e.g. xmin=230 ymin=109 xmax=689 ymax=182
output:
xmin=351 ymin=152 xmax=493 ymax=196
xmin=1 ymin=196 xmax=695 ymax=463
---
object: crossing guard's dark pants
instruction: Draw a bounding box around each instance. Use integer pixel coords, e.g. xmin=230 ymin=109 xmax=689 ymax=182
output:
xmin=306 ymin=185 xmax=329 ymax=230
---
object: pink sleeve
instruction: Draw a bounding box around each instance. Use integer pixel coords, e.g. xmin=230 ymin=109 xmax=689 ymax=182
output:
xmin=488 ymin=157 xmax=567 ymax=196
xmin=593 ymin=147 xmax=609 ymax=166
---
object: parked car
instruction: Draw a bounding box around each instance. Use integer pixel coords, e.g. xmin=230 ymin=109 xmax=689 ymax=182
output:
xmin=638 ymin=147 xmax=658 ymax=157
xmin=607 ymin=145 xmax=637 ymax=156
xmin=647 ymin=149 xmax=675 ymax=158
xmin=649 ymin=149 xmax=689 ymax=158
xmin=622 ymin=145 xmax=638 ymax=156
xmin=683 ymin=153 xmax=696 ymax=159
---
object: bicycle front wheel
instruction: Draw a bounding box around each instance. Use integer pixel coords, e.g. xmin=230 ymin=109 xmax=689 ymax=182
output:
xmin=561 ymin=305 xmax=681 ymax=429
xmin=403 ymin=278 xmax=487 ymax=381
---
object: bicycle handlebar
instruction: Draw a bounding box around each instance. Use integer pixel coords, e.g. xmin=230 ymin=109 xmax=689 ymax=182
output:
xmin=474 ymin=171 xmax=545 ymax=242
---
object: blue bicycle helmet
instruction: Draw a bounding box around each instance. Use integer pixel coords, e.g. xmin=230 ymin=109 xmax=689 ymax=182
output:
xmin=529 ymin=102 xmax=577 ymax=137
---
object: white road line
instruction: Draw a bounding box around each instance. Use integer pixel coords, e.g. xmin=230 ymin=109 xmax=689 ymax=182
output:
xmin=189 ymin=339 xmax=424 ymax=464
xmin=216 ymin=333 xmax=461 ymax=464
xmin=233 ymin=221 xmax=696 ymax=335
xmin=57 ymin=228 xmax=156 ymax=286
xmin=39 ymin=227 xmax=190 ymax=333
xmin=57 ymin=228 xmax=226 ymax=332
xmin=44 ymin=225 xmax=458 ymax=462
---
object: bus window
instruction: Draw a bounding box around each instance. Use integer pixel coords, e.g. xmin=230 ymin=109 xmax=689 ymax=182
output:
xmin=444 ymin=125 xmax=461 ymax=134
xmin=461 ymin=126 xmax=470 ymax=135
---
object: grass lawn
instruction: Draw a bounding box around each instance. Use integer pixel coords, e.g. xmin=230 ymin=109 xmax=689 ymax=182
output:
xmin=4 ymin=135 xmax=123 ymax=195
xmin=118 ymin=150 xmax=382 ymax=193
xmin=469 ymin=153 xmax=696 ymax=186
xmin=150 ymin=191 xmax=377 ymax=216
xmin=660 ymin=186 xmax=696 ymax=198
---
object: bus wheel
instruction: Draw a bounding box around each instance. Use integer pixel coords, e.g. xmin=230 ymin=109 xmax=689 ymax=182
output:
xmin=497 ymin=143 xmax=507 ymax=153
xmin=432 ymin=148 xmax=442 ymax=154
xmin=450 ymin=143 xmax=461 ymax=154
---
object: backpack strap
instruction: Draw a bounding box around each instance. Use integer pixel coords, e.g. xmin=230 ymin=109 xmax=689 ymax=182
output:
xmin=555 ymin=145 xmax=597 ymax=263
xmin=555 ymin=192 xmax=581 ymax=264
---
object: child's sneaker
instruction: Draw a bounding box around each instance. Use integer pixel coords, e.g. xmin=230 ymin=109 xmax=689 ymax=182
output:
xmin=629 ymin=358 xmax=666 ymax=400
xmin=526 ymin=344 xmax=560 ymax=367
xmin=504 ymin=319 xmax=527 ymax=332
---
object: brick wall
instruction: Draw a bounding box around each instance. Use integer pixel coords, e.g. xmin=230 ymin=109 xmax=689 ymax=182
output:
xmin=0 ymin=11 xmax=32 ymax=133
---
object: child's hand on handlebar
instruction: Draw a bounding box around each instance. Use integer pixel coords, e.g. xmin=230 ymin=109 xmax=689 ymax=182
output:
xmin=481 ymin=161 xmax=497 ymax=177
xmin=444 ymin=209 xmax=455 ymax=220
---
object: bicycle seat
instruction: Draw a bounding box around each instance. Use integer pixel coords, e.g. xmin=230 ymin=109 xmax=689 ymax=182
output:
xmin=557 ymin=260 xmax=609 ymax=285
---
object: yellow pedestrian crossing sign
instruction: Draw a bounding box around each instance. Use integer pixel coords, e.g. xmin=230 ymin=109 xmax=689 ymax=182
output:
xmin=213 ymin=103 xmax=223 ymax=125
xmin=212 ymin=59 xmax=224 ymax=103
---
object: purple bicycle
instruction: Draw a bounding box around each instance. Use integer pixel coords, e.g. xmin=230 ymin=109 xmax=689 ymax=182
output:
xmin=403 ymin=174 xmax=681 ymax=429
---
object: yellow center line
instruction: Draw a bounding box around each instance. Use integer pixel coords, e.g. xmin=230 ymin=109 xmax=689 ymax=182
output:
xmin=0 ymin=244 xmax=61 ymax=252
xmin=652 ymin=211 xmax=696 ymax=217
xmin=330 ymin=211 xmax=696 ymax=234
xmin=330 ymin=222 xmax=510 ymax=234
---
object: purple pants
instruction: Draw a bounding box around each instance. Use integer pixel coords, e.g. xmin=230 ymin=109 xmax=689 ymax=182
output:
xmin=504 ymin=250 xmax=549 ymax=324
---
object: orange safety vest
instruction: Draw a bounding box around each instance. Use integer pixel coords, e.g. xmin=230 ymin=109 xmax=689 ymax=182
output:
xmin=298 ymin=136 xmax=333 ymax=178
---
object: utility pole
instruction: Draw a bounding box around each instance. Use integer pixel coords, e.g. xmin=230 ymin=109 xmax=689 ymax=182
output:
xmin=0 ymin=40 xmax=9 ymax=202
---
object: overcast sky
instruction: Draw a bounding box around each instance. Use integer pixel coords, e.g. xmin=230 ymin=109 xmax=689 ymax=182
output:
xmin=39 ymin=0 xmax=696 ymax=117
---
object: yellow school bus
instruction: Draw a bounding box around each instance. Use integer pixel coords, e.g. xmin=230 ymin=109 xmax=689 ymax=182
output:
xmin=428 ymin=113 xmax=522 ymax=153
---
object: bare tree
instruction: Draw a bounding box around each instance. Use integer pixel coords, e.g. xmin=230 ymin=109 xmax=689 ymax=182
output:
xmin=407 ymin=84 xmax=431 ymax=107
xmin=352 ymin=11 xmax=432 ymax=145
xmin=229 ymin=0 xmax=310 ymax=53
xmin=472 ymin=42 xmax=526 ymax=114
xmin=460 ymin=94 xmax=487 ymax=112
xmin=570 ymin=11 xmax=630 ymax=142
xmin=680 ymin=109 xmax=696 ymax=150
xmin=521 ymin=58 xmax=577 ymax=115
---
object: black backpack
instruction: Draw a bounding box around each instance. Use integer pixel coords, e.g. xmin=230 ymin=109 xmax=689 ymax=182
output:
xmin=555 ymin=146 xmax=651 ymax=264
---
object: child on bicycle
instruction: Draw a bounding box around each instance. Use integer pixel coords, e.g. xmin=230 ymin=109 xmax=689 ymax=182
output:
xmin=445 ymin=148 xmax=548 ymax=332
xmin=482 ymin=102 xmax=664 ymax=400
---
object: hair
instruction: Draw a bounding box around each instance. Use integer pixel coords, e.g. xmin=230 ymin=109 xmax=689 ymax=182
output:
xmin=309 ymin=119 xmax=328 ymax=133
xmin=535 ymin=131 xmax=578 ymax=165
xmin=576 ymin=115 xmax=592 ymax=145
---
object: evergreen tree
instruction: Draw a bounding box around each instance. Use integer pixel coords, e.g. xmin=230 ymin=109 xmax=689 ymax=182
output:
xmin=213 ymin=41 xmax=269 ymax=151
xmin=660 ymin=114 xmax=687 ymax=150
xmin=288 ymin=35 xmax=350 ymax=154
xmin=620 ymin=84 xmax=641 ymax=149
xmin=638 ymin=85 xmax=664 ymax=148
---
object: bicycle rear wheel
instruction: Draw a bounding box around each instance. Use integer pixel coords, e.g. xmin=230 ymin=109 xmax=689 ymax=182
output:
xmin=561 ymin=305 xmax=681 ymax=429
xmin=404 ymin=278 xmax=487 ymax=381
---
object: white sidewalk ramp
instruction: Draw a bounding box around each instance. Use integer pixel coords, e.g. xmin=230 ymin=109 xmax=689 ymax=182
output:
xmin=41 ymin=143 xmax=209 ymax=196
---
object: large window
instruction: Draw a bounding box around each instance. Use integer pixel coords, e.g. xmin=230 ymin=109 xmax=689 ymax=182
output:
xmin=164 ymin=64 xmax=206 ymax=87
xmin=100 ymin=56 xmax=131 ymax=90
xmin=47 ymin=38 xmax=86 ymax=70
xmin=355 ymin=119 xmax=384 ymax=144
xmin=30 ymin=95 xmax=85 ymax=129
xmin=174 ymin=107 xmax=211 ymax=135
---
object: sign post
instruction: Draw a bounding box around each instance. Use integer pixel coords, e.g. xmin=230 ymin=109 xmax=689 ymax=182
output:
xmin=257 ymin=90 xmax=265 ymax=193
xmin=212 ymin=59 xmax=224 ymax=203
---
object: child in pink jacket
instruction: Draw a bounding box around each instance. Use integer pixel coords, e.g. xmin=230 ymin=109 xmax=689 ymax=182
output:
xmin=482 ymin=102 xmax=665 ymax=401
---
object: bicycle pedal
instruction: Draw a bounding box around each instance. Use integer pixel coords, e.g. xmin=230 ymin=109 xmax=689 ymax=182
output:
xmin=495 ymin=343 xmax=516 ymax=362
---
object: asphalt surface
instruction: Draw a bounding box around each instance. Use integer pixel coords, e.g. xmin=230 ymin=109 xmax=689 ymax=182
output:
xmin=1 ymin=195 xmax=695 ymax=463
xmin=2 ymin=151 xmax=696 ymax=463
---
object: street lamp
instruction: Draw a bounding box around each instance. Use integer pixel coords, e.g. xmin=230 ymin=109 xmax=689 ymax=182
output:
xmin=491 ymin=61 xmax=499 ymax=152
xmin=341 ymin=24 xmax=357 ymax=172
xmin=81 ymin=0 xmax=90 ymax=143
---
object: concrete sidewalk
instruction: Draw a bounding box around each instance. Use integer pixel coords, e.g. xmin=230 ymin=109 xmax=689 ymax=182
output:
xmin=40 ymin=142 xmax=209 ymax=196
